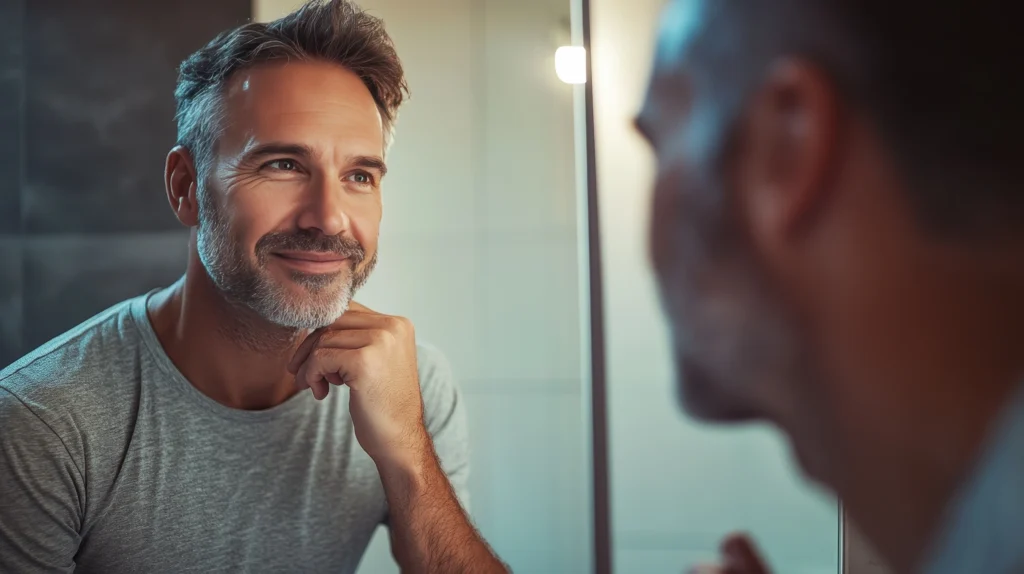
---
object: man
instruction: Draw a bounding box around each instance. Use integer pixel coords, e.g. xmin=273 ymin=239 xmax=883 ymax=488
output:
xmin=0 ymin=1 xmax=506 ymax=572
xmin=636 ymin=1 xmax=1023 ymax=573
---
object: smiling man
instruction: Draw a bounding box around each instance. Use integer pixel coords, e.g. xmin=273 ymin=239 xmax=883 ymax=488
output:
xmin=0 ymin=2 xmax=506 ymax=573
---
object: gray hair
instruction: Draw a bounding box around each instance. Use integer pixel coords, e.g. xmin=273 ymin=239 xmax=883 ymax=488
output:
xmin=173 ymin=0 xmax=408 ymax=183
xmin=686 ymin=0 xmax=1024 ymax=237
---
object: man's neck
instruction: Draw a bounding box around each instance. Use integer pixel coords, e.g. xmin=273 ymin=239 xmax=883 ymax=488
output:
xmin=833 ymin=383 xmax=1012 ymax=574
xmin=823 ymin=265 xmax=1024 ymax=573
xmin=148 ymin=255 xmax=311 ymax=411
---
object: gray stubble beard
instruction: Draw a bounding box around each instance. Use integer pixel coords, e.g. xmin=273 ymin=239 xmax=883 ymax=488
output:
xmin=195 ymin=185 xmax=377 ymax=331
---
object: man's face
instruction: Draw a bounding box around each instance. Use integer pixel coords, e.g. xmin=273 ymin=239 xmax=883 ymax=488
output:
xmin=637 ymin=0 xmax=809 ymax=423
xmin=197 ymin=61 xmax=385 ymax=329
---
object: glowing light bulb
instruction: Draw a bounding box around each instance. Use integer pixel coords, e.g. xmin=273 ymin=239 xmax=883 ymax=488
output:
xmin=555 ymin=46 xmax=586 ymax=84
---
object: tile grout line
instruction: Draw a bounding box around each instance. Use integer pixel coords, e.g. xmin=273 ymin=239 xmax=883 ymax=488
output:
xmin=18 ymin=0 xmax=26 ymax=358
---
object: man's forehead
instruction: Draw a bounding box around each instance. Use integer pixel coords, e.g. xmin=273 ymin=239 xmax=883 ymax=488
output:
xmin=226 ymin=61 xmax=379 ymax=117
xmin=653 ymin=0 xmax=707 ymax=75
xmin=639 ymin=0 xmax=705 ymax=127
xmin=220 ymin=61 xmax=385 ymax=154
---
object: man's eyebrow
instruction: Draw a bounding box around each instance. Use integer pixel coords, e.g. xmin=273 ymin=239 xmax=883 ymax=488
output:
xmin=240 ymin=142 xmax=318 ymax=163
xmin=238 ymin=144 xmax=388 ymax=176
xmin=351 ymin=155 xmax=388 ymax=177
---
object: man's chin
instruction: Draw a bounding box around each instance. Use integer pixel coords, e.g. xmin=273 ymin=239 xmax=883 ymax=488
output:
xmin=256 ymin=292 xmax=351 ymax=330
xmin=676 ymin=359 xmax=762 ymax=423
xmin=262 ymin=307 xmax=342 ymax=330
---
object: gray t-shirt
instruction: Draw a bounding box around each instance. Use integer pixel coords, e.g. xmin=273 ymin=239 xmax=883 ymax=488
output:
xmin=0 ymin=293 xmax=470 ymax=573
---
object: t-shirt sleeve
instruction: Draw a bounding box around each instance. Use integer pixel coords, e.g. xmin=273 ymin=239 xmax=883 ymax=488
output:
xmin=416 ymin=343 xmax=472 ymax=513
xmin=0 ymin=387 xmax=83 ymax=573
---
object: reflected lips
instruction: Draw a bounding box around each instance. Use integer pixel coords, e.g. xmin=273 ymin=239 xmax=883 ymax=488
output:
xmin=272 ymin=251 xmax=350 ymax=274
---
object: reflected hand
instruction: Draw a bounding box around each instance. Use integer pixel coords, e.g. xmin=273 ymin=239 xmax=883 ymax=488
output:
xmin=288 ymin=302 xmax=428 ymax=467
xmin=689 ymin=533 xmax=772 ymax=574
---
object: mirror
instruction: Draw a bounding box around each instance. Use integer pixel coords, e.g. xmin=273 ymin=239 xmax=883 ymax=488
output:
xmin=0 ymin=0 xmax=593 ymax=572
xmin=261 ymin=0 xmax=594 ymax=570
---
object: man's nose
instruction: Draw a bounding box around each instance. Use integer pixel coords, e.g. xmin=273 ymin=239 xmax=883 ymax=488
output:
xmin=296 ymin=175 xmax=352 ymax=237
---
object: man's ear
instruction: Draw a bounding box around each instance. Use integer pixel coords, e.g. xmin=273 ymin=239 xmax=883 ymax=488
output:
xmin=734 ymin=59 xmax=840 ymax=250
xmin=165 ymin=146 xmax=200 ymax=227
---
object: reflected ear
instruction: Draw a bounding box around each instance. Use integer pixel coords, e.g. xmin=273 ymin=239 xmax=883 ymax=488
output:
xmin=165 ymin=146 xmax=200 ymax=227
xmin=735 ymin=59 xmax=839 ymax=248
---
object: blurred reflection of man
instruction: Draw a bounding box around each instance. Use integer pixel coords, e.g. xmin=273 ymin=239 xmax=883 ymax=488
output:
xmin=636 ymin=1 xmax=1024 ymax=573
xmin=0 ymin=2 xmax=506 ymax=572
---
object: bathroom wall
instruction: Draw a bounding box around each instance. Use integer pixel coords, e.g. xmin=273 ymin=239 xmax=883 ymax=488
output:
xmin=0 ymin=0 xmax=249 ymax=366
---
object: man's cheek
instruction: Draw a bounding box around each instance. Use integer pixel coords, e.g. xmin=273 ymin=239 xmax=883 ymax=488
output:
xmin=649 ymin=182 xmax=684 ymax=276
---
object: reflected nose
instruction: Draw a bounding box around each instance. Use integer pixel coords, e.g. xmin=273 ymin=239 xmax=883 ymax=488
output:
xmin=296 ymin=174 xmax=351 ymax=237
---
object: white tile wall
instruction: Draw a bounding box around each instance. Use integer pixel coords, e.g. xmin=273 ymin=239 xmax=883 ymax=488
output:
xmin=369 ymin=0 xmax=481 ymax=239
xmin=480 ymin=0 xmax=579 ymax=235
xmin=614 ymin=548 xmax=716 ymax=574
xmin=610 ymin=389 xmax=838 ymax=573
xmin=476 ymin=232 xmax=581 ymax=382
xmin=609 ymin=387 xmax=760 ymax=534
xmin=601 ymin=264 xmax=676 ymax=387
xmin=463 ymin=389 xmax=590 ymax=574
xmin=354 ymin=530 xmax=400 ymax=574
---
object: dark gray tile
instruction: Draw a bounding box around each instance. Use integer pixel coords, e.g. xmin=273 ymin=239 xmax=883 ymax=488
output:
xmin=0 ymin=76 xmax=20 ymax=234
xmin=0 ymin=0 xmax=23 ymax=233
xmin=0 ymin=237 xmax=22 ymax=368
xmin=0 ymin=0 xmax=23 ymax=72
xmin=23 ymin=0 xmax=250 ymax=234
xmin=22 ymin=231 xmax=189 ymax=350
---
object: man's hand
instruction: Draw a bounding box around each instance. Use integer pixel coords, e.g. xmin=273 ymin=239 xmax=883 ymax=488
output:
xmin=288 ymin=302 xmax=427 ymax=467
xmin=689 ymin=533 xmax=771 ymax=574
xmin=288 ymin=303 xmax=508 ymax=573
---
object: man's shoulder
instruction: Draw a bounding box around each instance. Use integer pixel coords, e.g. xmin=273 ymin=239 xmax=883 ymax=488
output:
xmin=414 ymin=341 xmax=458 ymax=399
xmin=415 ymin=341 xmax=451 ymax=377
xmin=414 ymin=341 xmax=466 ymax=429
xmin=0 ymin=296 xmax=148 ymax=434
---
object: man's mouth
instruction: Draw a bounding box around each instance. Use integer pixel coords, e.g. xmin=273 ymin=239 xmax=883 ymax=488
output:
xmin=272 ymin=251 xmax=351 ymax=274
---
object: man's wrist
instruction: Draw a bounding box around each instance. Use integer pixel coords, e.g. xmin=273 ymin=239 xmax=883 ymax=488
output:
xmin=373 ymin=429 xmax=439 ymax=497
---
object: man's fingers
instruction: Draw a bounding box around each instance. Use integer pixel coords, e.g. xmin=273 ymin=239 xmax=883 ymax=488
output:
xmin=721 ymin=533 xmax=770 ymax=574
xmin=290 ymin=330 xmax=380 ymax=397
xmin=310 ymin=378 xmax=329 ymax=400
xmin=687 ymin=565 xmax=725 ymax=574
xmin=288 ymin=324 xmax=379 ymax=375
xmin=288 ymin=328 xmax=325 ymax=374
xmin=287 ymin=301 xmax=385 ymax=374
xmin=328 ymin=309 xmax=390 ymax=330
xmin=347 ymin=300 xmax=373 ymax=313
xmin=316 ymin=329 xmax=379 ymax=350
xmin=289 ymin=300 xmax=406 ymax=401
xmin=303 ymin=371 xmax=347 ymax=401
xmin=295 ymin=347 xmax=361 ymax=391
xmin=685 ymin=534 xmax=770 ymax=574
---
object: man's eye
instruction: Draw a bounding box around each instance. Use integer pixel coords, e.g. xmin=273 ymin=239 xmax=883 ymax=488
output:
xmin=266 ymin=159 xmax=298 ymax=171
xmin=348 ymin=172 xmax=374 ymax=185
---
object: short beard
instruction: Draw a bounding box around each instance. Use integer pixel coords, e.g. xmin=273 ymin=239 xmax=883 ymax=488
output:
xmin=653 ymin=129 xmax=808 ymax=426
xmin=195 ymin=183 xmax=377 ymax=334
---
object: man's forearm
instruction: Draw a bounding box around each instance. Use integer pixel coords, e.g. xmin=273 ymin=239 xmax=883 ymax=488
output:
xmin=377 ymin=439 xmax=507 ymax=574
